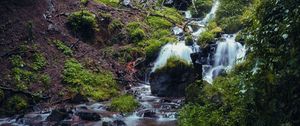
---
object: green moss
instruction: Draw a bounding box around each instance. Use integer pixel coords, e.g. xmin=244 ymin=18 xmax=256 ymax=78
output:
xmin=143 ymin=39 xmax=166 ymax=61
xmin=31 ymin=53 xmax=46 ymax=71
xmin=126 ymin=22 xmax=146 ymax=43
xmin=153 ymin=7 xmax=184 ymax=23
xmin=218 ymin=16 xmax=242 ymax=34
xmin=67 ymin=10 xmax=97 ymax=39
xmin=80 ymin=0 xmax=88 ymax=5
xmin=110 ymin=95 xmax=139 ymax=113
xmin=4 ymin=95 xmax=29 ymax=114
xmin=94 ymin=0 xmax=119 ymax=7
xmin=108 ymin=19 xmax=123 ymax=32
xmin=189 ymin=0 xmax=213 ymax=18
xmin=155 ymin=56 xmax=193 ymax=75
xmin=63 ymin=59 xmax=118 ymax=101
xmin=53 ymin=40 xmax=73 ymax=56
xmin=40 ymin=74 xmax=51 ymax=86
xmin=147 ymin=16 xmax=173 ymax=30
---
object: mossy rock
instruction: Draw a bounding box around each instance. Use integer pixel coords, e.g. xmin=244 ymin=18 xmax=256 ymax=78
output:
xmin=197 ymin=31 xmax=215 ymax=47
xmin=185 ymin=35 xmax=194 ymax=46
xmin=189 ymin=0 xmax=213 ymax=18
xmin=110 ymin=95 xmax=139 ymax=113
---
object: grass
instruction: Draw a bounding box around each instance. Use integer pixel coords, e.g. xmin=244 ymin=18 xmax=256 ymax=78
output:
xmin=53 ymin=40 xmax=73 ymax=56
xmin=94 ymin=0 xmax=119 ymax=7
xmin=110 ymin=95 xmax=139 ymax=113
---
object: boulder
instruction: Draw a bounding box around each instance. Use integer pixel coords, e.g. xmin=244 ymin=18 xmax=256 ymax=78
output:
xmin=164 ymin=0 xmax=192 ymax=10
xmin=150 ymin=57 xmax=196 ymax=97
xmin=46 ymin=109 xmax=69 ymax=122
xmin=113 ymin=120 xmax=127 ymax=126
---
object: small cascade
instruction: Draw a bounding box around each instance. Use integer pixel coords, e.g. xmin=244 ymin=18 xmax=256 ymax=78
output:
xmin=203 ymin=34 xmax=246 ymax=83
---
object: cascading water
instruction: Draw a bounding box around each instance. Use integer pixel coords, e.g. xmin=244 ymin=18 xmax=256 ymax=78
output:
xmin=203 ymin=34 xmax=246 ymax=83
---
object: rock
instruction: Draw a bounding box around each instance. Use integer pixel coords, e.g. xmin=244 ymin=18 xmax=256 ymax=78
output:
xmin=76 ymin=111 xmax=101 ymax=121
xmin=47 ymin=24 xmax=60 ymax=33
xmin=46 ymin=109 xmax=69 ymax=122
xmin=164 ymin=0 xmax=192 ymax=10
xmin=113 ymin=120 xmax=127 ymax=126
xmin=150 ymin=58 xmax=196 ymax=97
xmin=143 ymin=110 xmax=158 ymax=118
xmin=69 ymin=93 xmax=88 ymax=104
xmin=102 ymin=121 xmax=113 ymax=126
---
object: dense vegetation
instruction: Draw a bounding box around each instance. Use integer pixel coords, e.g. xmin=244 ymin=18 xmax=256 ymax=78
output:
xmin=179 ymin=0 xmax=300 ymax=125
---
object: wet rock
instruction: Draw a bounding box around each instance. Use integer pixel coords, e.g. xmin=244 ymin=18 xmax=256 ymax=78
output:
xmin=103 ymin=121 xmax=113 ymax=126
xmin=47 ymin=24 xmax=60 ymax=33
xmin=143 ymin=110 xmax=158 ymax=118
xmin=113 ymin=120 xmax=127 ymax=126
xmin=76 ymin=111 xmax=101 ymax=121
xmin=46 ymin=109 xmax=69 ymax=122
xmin=150 ymin=63 xmax=196 ymax=97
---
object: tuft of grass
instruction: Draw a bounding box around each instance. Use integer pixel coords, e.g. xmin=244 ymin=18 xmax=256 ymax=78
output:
xmin=110 ymin=95 xmax=139 ymax=113
xmin=31 ymin=53 xmax=47 ymax=71
xmin=94 ymin=0 xmax=119 ymax=7
xmin=53 ymin=40 xmax=73 ymax=56
xmin=3 ymin=95 xmax=29 ymax=115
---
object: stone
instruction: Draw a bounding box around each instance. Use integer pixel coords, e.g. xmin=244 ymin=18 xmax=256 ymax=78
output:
xmin=46 ymin=109 xmax=69 ymax=122
xmin=143 ymin=110 xmax=158 ymax=118
xmin=69 ymin=93 xmax=88 ymax=104
xmin=113 ymin=120 xmax=127 ymax=126
xmin=76 ymin=111 xmax=101 ymax=121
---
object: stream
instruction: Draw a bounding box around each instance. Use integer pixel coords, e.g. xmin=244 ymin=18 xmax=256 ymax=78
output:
xmin=0 ymin=0 xmax=246 ymax=125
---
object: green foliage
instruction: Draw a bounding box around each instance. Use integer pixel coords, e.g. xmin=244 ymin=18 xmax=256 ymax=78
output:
xmin=215 ymin=0 xmax=251 ymax=33
xmin=110 ymin=95 xmax=139 ymax=113
xmin=67 ymin=10 xmax=97 ymax=39
xmin=31 ymin=53 xmax=46 ymax=71
xmin=189 ymin=0 xmax=213 ymax=18
xmin=108 ymin=19 xmax=123 ymax=32
xmin=126 ymin=22 xmax=146 ymax=43
xmin=94 ymin=0 xmax=119 ymax=7
xmin=147 ymin=16 xmax=173 ymax=30
xmin=12 ymin=68 xmax=36 ymax=90
xmin=4 ymin=95 xmax=29 ymax=114
xmin=10 ymin=55 xmax=25 ymax=68
xmin=197 ymin=21 xmax=222 ymax=46
xmin=143 ymin=39 xmax=165 ymax=60
xmin=53 ymin=40 xmax=73 ymax=56
xmin=185 ymin=35 xmax=193 ymax=46
xmin=63 ymin=59 xmax=118 ymax=101
xmin=40 ymin=74 xmax=51 ymax=86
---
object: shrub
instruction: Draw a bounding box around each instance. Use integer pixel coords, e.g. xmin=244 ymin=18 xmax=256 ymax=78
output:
xmin=63 ymin=59 xmax=118 ymax=101
xmin=12 ymin=68 xmax=36 ymax=90
xmin=31 ymin=53 xmax=46 ymax=71
xmin=185 ymin=35 xmax=194 ymax=46
xmin=189 ymin=0 xmax=213 ymax=18
xmin=110 ymin=95 xmax=139 ymax=113
xmin=10 ymin=55 xmax=25 ymax=68
xmin=197 ymin=31 xmax=215 ymax=47
xmin=4 ymin=95 xmax=29 ymax=114
xmin=67 ymin=10 xmax=97 ymax=39
xmin=53 ymin=40 xmax=73 ymax=56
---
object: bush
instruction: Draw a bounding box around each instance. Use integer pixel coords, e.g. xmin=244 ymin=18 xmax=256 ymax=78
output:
xmin=185 ymin=35 xmax=194 ymax=46
xmin=189 ymin=0 xmax=213 ymax=18
xmin=110 ymin=95 xmax=139 ymax=113
xmin=4 ymin=95 xmax=29 ymax=114
xmin=53 ymin=40 xmax=73 ymax=56
xmin=67 ymin=10 xmax=97 ymax=39
xmin=63 ymin=59 xmax=118 ymax=101
xmin=197 ymin=31 xmax=215 ymax=47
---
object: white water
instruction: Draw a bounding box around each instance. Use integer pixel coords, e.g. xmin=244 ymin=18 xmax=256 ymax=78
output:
xmin=151 ymin=0 xmax=220 ymax=72
xmin=203 ymin=34 xmax=246 ymax=83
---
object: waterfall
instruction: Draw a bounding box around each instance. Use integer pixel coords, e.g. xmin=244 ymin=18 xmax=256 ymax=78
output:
xmin=203 ymin=34 xmax=246 ymax=83
xmin=151 ymin=0 xmax=220 ymax=72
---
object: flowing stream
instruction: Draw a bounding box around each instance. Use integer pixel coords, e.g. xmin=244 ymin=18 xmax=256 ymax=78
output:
xmin=0 ymin=0 xmax=246 ymax=125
